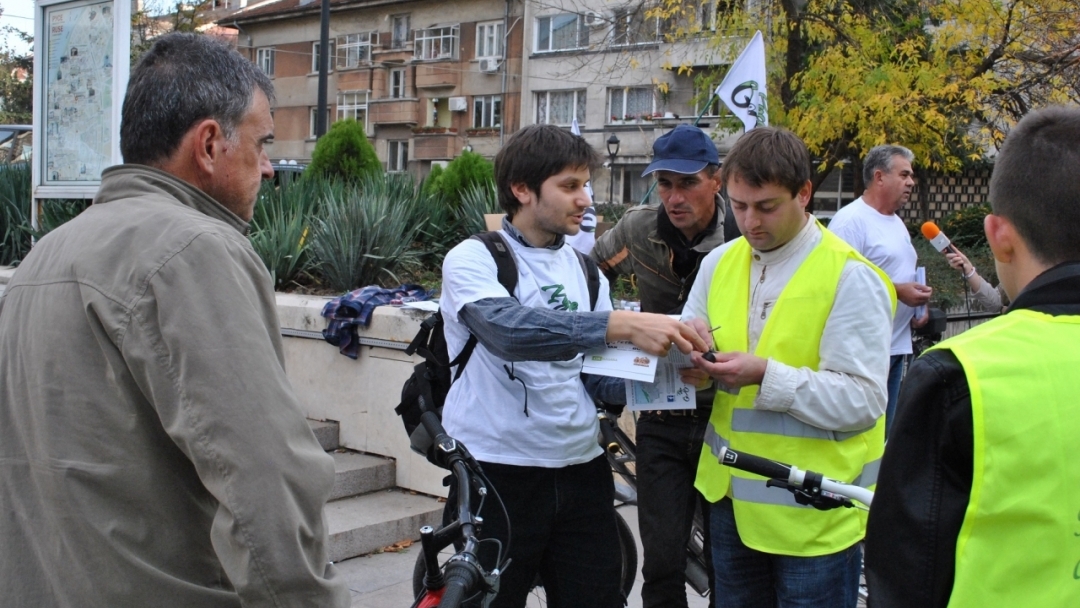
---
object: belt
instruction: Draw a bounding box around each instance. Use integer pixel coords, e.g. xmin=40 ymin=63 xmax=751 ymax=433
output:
xmin=645 ymin=408 xmax=711 ymax=418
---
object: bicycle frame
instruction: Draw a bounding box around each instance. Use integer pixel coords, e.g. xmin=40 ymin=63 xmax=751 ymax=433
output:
xmin=411 ymin=412 xmax=508 ymax=608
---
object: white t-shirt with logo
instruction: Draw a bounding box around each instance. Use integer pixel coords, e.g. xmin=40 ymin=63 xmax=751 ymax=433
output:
xmin=439 ymin=232 xmax=611 ymax=467
xmin=828 ymin=197 xmax=918 ymax=355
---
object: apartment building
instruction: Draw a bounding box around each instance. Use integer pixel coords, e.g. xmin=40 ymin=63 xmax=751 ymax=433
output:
xmin=521 ymin=0 xmax=742 ymax=203
xmin=220 ymin=0 xmax=523 ymax=176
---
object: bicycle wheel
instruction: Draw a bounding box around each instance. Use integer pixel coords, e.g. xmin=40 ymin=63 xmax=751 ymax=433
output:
xmin=415 ymin=511 xmax=638 ymax=606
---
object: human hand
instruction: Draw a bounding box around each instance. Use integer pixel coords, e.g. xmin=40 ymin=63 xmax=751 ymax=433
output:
xmin=945 ymin=248 xmax=973 ymax=275
xmin=911 ymin=308 xmax=930 ymax=328
xmin=685 ymin=317 xmax=717 ymax=351
xmin=607 ymin=311 xmax=708 ymax=357
xmin=895 ymin=282 xmax=932 ymax=307
xmin=679 ymin=366 xmax=713 ymax=389
xmin=690 ymin=350 xmax=767 ymax=389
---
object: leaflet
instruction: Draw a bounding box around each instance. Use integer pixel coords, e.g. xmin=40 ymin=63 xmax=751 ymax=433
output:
xmin=582 ymin=341 xmax=658 ymax=382
xmin=625 ymin=359 xmax=697 ymax=411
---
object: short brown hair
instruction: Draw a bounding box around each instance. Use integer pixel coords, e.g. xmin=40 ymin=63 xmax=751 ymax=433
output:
xmin=990 ymin=106 xmax=1080 ymax=265
xmin=719 ymin=128 xmax=810 ymax=197
xmin=495 ymin=125 xmax=601 ymax=216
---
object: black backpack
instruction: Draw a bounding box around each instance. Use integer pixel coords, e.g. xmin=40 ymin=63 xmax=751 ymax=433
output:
xmin=396 ymin=231 xmax=601 ymax=464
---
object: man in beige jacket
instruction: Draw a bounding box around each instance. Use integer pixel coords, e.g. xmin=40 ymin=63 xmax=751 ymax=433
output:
xmin=0 ymin=33 xmax=350 ymax=607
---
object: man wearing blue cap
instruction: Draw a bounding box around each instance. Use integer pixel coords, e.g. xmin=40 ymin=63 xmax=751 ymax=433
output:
xmin=592 ymin=124 xmax=735 ymax=608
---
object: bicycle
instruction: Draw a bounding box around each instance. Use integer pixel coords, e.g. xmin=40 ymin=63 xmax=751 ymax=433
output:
xmin=597 ymin=409 xmax=712 ymax=598
xmin=411 ymin=409 xmax=638 ymax=607
xmin=410 ymin=410 xmax=509 ymax=608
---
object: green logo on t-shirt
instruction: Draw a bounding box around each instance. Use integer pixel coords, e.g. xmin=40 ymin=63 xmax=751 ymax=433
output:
xmin=542 ymin=284 xmax=579 ymax=311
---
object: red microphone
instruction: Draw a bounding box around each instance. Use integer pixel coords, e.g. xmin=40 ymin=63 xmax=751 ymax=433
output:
xmin=920 ymin=222 xmax=956 ymax=254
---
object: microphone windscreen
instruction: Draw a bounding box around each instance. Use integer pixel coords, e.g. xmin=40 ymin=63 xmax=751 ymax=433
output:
xmin=920 ymin=222 xmax=941 ymax=240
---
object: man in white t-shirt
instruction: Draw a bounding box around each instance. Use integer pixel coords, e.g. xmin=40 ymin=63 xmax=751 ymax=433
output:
xmin=438 ymin=124 xmax=707 ymax=608
xmin=828 ymin=145 xmax=932 ymax=436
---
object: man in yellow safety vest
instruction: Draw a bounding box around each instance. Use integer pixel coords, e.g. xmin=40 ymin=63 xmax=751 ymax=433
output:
xmin=866 ymin=106 xmax=1080 ymax=607
xmin=678 ymin=127 xmax=895 ymax=608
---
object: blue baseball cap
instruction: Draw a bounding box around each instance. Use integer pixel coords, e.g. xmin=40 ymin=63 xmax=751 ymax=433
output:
xmin=642 ymin=125 xmax=720 ymax=176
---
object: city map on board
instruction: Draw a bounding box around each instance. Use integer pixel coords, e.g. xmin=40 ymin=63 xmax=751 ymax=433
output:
xmin=44 ymin=0 xmax=113 ymax=183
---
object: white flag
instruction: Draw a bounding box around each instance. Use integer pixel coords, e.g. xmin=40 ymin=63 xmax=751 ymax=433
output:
xmin=714 ymin=30 xmax=768 ymax=132
xmin=567 ymin=117 xmax=598 ymax=255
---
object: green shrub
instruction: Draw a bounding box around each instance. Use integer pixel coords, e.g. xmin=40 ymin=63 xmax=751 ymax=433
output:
xmin=455 ymin=181 xmax=500 ymax=238
xmin=595 ymin=202 xmax=630 ymax=225
xmin=421 ymin=163 xmax=444 ymax=198
xmin=308 ymin=173 xmax=424 ymax=292
xmin=249 ymin=171 xmax=323 ymax=290
xmin=306 ymin=119 xmax=380 ymax=182
xmin=941 ymin=203 xmax=991 ymax=249
xmin=0 ymin=162 xmax=32 ymax=265
xmin=433 ymin=151 xmax=494 ymax=209
xmin=33 ymin=199 xmax=91 ymax=240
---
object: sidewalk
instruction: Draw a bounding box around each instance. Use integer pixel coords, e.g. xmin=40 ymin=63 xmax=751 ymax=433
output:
xmin=336 ymin=504 xmax=712 ymax=608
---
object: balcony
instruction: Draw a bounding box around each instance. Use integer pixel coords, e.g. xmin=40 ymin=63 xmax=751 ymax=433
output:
xmin=369 ymin=99 xmax=420 ymax=125
xmin=411 ymin=128 xmax=461 ymax=161
xmin=415 ymin=62 xmax=459 ymax=88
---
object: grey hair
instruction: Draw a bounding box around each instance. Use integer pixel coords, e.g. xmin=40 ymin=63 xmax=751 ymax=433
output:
xmin=120 ymin=33 xmax=275 ymax=165
xmin=862 ymin=145 xmax=915 ymax=185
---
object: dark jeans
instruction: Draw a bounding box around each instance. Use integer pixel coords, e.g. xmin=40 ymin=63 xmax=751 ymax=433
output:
xmin=884 ymin=354 xmax=907 ymax=438
xmin=636 ymin=411 xmax=714 ymax=608
xmin=443 ymin=454 xmax=622 ymax=608
xmin=710 ymin=498 xmax=861 ymax=608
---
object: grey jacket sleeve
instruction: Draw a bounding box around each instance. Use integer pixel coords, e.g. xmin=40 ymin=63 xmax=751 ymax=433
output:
xmin=124 ymin=232 xmax=349 ymax=607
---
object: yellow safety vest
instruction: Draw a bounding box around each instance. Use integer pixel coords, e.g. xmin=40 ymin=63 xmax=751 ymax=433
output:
xmin=695 ymin=226 xmax=893 ymax=556
xmin=930 ymin=310 xmax=1080 ymax=607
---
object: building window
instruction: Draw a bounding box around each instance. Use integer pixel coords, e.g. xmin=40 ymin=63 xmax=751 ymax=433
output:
xmin=388 ymin=140 xmax=409 ymax=172
xmin=255 ymin=47 xmax=275 ymax=75
xmin=536 ymin=14 xmax=588 ymax=52
xmin=336 ymin=32 xmax=375 ymax=69
xmin=476 ymin=21 xmax=504 ymax=59
xmin=391 ymin=14 xmax=410 ymax=49
xmin=612 ymin=6 xmax=667 ymax=46
xmin=415 ymin=25 xmax=458 ymax=60
xmin=696 ymin=81 xmax=722 ymax=116
xmin=609 ymin=87 xmax=655 ymax=121
xmin=536 ymin=90 xmax=585 ymax=125
xmin=337 ymin=90 xmax=368 ymax=131
xmin=309 ymin=107 xmax=331 ymax=138
xmin=390 ymin=68 xmax=406 ymax=99
xmin=311 ymin=41 xmax=335 ymax=73
xmin=473 ymin=95 xmax=502 ymax=129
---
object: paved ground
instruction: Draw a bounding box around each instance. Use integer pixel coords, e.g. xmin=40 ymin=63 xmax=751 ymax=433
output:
xmin=337 ymin=504 xmax=712 ymax=608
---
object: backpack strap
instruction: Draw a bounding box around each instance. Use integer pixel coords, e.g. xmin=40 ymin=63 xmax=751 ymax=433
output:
xmin=471 ymin=231 xmax=519 ymax=295
xmin=574 ymin=249 xmax=601 ymax=311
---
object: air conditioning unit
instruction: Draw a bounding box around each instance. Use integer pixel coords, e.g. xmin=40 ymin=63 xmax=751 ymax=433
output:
xmin=584 ymin=11 xmax=603 ymax=27
xmin=479 ymin=58 xmax=500 ymax=73
xmin=449 ymin=96 xmax=468 ymax=112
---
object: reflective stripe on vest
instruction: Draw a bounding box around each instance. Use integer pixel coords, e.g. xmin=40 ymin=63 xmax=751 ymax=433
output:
xmin=931 ymin=310 xmax=1080 ymax=607
xmin=695 ymin=226 xmax=892 ymax=556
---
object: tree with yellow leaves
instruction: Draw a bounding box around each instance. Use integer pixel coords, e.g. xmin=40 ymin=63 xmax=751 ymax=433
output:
xmin=657 ymin=0 xmax=1080 ymax=193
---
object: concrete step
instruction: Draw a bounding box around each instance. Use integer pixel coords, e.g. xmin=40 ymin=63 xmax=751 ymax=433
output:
xmin=329 ymin=450 xmax=396 ymax=500
xmin=325 ymin=488 xmax=444 ymax=563
xmin=308 ymin=419 xmax=340 ymax=451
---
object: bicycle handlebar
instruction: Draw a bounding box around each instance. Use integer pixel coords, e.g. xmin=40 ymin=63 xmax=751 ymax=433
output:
xmin=717 ymin=446 xmax=874 ymax=508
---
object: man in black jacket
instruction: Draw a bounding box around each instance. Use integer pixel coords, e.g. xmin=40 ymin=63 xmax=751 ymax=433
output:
xmin=865 ymin=106 xmax=1080 ymax=607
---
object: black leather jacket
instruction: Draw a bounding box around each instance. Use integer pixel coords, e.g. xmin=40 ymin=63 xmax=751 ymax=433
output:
xmin=865 ymin=261 xmax=1080 ymax=607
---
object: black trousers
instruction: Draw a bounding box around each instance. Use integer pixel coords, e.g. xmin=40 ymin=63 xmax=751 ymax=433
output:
xmin=444 ymin=454 xmax=622 ymax=608
xmin=636 ymin=411 xmax=715 ymax=608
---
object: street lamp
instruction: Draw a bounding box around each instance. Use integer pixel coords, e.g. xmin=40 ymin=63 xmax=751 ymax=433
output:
xmin=607 ymin=134 xmax=621 ymax=205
